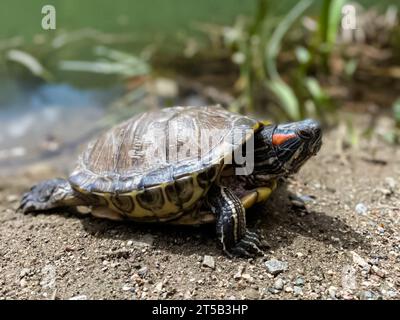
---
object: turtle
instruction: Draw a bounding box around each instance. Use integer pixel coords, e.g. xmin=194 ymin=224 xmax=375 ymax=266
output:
xmin=19 ymin=105 xmax=322 ymax=257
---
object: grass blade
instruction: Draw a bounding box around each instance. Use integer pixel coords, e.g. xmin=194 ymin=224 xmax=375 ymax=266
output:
xmin=265 ymin=0 xmax=313 ymax=80
xmin=268 ymin=79 xmax=301 ymax=120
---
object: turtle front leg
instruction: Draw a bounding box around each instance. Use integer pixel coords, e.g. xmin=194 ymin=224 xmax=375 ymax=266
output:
xmin=207 ymin=185 xmax=264 ymax=257
xmin=19 ymin=178 xmax=87 ymax=213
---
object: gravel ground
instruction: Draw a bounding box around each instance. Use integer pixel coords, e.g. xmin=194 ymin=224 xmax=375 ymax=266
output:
xmin=0 ymin=117 xmax=399 ymax=300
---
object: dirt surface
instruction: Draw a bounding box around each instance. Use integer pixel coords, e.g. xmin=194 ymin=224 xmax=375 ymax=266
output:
xmin=0 ymin=116 xmax=399 ymax=300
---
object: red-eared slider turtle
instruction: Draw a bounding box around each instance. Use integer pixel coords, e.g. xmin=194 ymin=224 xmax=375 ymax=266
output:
xmin=19 ymin=105 xmax=322 ymax=257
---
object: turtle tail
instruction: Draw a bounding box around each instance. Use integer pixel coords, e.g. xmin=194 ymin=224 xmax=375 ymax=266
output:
xmin=19 ymin=178 xmax=86 ymax=214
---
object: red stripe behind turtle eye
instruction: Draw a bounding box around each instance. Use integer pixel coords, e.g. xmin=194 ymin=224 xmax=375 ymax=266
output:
xmin=272 ymin=133 xmax=296 ymax=146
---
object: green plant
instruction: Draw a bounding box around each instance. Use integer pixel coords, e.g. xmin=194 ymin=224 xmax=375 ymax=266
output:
xmin=265 ymin=0 xmax=313 ymax=120
xmin=317 ymin=0 xmax=347 ymax=71
xmin=59 ymin=46 xmax=150 ymax=78
xmin=226 ymin=0 xmax=336 ymax=122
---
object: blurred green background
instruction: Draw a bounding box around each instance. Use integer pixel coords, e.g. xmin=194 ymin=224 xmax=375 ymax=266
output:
xmin=0 ymin=0 xmax=399 ymax=170
xmin=0 ymin=0 xmax=397 ymax=42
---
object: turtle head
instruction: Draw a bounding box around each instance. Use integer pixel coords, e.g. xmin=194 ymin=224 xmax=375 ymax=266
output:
xmin=253 ymin=119 xmax=322 ymax=177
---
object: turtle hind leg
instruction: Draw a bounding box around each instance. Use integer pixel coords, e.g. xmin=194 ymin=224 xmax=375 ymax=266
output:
xmin=207 ymin=184 xmax=264 ymax=258
xmin=19 ymin=178 xmax=86 ymax=214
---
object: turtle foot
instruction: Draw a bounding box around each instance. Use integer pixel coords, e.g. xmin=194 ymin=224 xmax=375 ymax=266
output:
xmin=229 ymin=230 xmax=265 ymax=258
xmin=19 ymin=178 xmax=69 ymax=214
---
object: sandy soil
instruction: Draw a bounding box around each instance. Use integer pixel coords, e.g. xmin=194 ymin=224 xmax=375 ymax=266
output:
xmin=0 ymin=117 xmax=399 ymax=300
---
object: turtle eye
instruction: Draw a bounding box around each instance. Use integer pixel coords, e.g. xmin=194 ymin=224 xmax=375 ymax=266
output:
xmin=297 ymin=128 xmax=311 ymax=139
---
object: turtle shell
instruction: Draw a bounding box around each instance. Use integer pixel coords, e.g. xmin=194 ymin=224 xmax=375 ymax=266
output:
xmin=68 ymin=105 xmax=260 ymax=221
xmin=69 ymin=105 xmax=259 ymax=194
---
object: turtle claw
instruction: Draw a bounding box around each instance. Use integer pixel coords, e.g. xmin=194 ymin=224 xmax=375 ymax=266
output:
xmin=18 ymin=179 xmax=64 ymax=214
xmin=229 ymin=230 xmax=265 ymax=258
xmin=18 ymin=191 xmax=50 ymax=214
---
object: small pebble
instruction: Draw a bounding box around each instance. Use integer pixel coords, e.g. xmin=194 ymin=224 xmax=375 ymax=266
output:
xmin=184 ymin=290 xmax=192 ymax=299
xmin=377 ymin=226 xmax=385 ymax=234
xmin=233 ymin=266 xmax=244 ymax=280
xmin=122 ymin=285 xmax=132 ymax=291
xmin=360 ymin=291 xmax=374 ymax=300
xmin=19 ymin=278 xmax=27 ymax=288
xmin=293 ymin=286 xmax=303 ymax=296
xmin=342 ymin=292 xmax=354 ymax=300
xmin=382 ymin=289 xmax=398 ymax=298
xmin=350 ymin=251 xmax=370 ymax=269
xmin=202 ymin=255 xmax=215 ymax=269
xmin=328 ymin=286 xmax=337 ymax=299
xmin=69 ymin=295 xmax=88 ymax=300
xmin=244 ymin=288 xmax=259 ymax=299
xmin=284 ymin=286 xmax=293 ymax=293
xmin=155 ymin=282 xmax=163 ymax=292
xmin=379 ymin=188 xmax=392 ymax=196
xmin=371 ymin=265 xmax=386 ymax=278
xmin=241 ymin=273 xmax=254 ymax=282
xmin=299 ymin=195 xmax=315 ymax=203
xmin=355 ymin=203 xmax=368 ymax=215
xmin=267 ymin=287 xmax=280 ymax=294
xmin=295 ymin=277 xmax=305 ymax=287
xmin=291 ymin=199 xmax=306 ymax=209
xmin=273 ymin=278 xmax=284 ymax=291
xmin=138 ymin=266 xmax=148 ymax=278
xmin=264 ymin=259 xmax=288 ymax=275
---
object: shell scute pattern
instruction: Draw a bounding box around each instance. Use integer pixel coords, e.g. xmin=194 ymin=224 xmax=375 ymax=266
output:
xmin=68 ymin=106 xmax=258 ymax=219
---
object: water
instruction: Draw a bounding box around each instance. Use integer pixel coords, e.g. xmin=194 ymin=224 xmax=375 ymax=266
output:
xmin=0 ymin=79 xmax=122 ymax=171
xmin=0 ymin=77 xmax=211 ymax=172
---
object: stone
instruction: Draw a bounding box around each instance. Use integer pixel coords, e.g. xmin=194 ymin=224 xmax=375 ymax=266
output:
xmin=138 ymin=266 xmax=148 ymax=278
xmin=284 ymin=286 xmax=293 ymax=293
xmin=342 ymin=265 xmax=357 ymax=291
xmin=233 ymin=266 xmax=244 ymax=280
xmin=244 ymin=288 xmax=259 ymax=299
xmin=355 ymin=203 xmax=368 ymax=215
xmin=267 ymin=287 xmax=280 ymax=294
xmin=360 ymin=291 xmax=374 ymax=300
xmin=241 ymin=273 xmax=254 ymax=282
xmin=371 ymin=266 xmax=386 ymax=278
xmin=350 ymin=251 xmax=370 ymax=269
xmin=122 ymin=285 xmax=132 ymax=291
xmin=69 ymin=295 xmax=88 ymax=300
xmin=293 ymin=286 xmax=303 ymax=296
xmin=273 ymin=278 xmax=284 ymax=291
xmin=295 ymin=277 xmax=305 ymax=286
xmin=202 ymin=255 xmax=215 ymax=269
xmin=264 ymin=259 xmax=288 ymax=275
xmin=328 ymin=286 xmax=337 ymax=299
xmin=19 ymin=278 xmax=27 ymax=288
xmin=128 ymin=235 xmax=154 ymax=248
xmin=155 ymin=282 xmax=163 ymax=292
